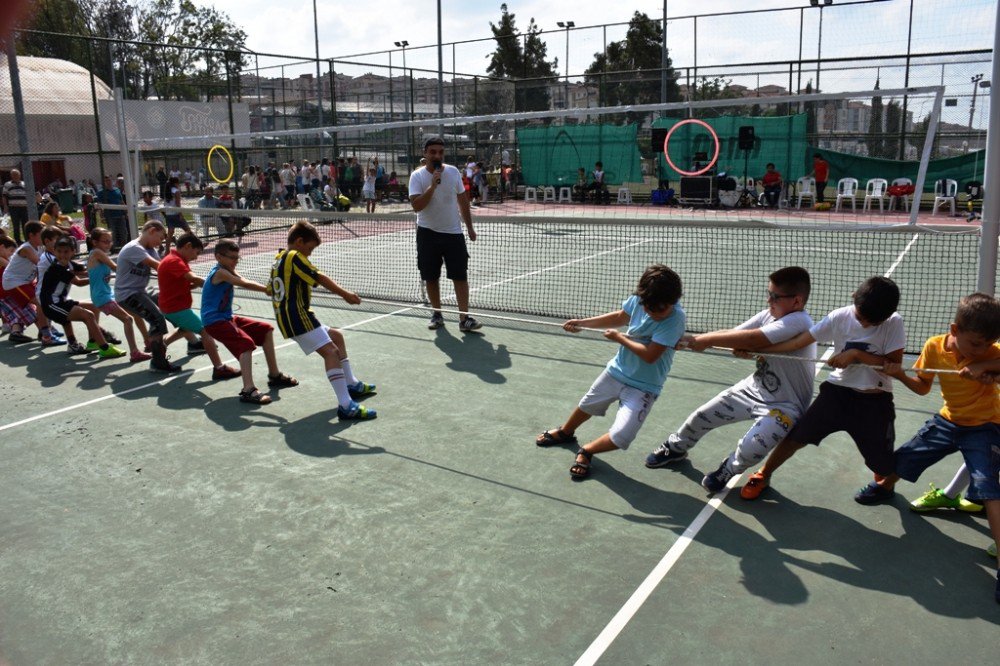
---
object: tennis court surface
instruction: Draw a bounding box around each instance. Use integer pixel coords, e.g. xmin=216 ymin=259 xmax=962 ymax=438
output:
xmin=1 ymin=212 xmax=997 ymax=664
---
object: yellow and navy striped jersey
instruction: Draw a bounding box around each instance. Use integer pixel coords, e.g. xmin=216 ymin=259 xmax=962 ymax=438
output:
xmin=270 ymin=249 xmax=321 ymax=337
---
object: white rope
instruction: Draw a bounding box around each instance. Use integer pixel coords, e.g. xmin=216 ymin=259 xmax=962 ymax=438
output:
xmin=693 ymin=345 xmax=962 ymax=376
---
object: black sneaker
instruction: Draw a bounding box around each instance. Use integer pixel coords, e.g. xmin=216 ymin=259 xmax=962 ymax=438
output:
xmin=427 ymin=312 xmax=444 ymax=330
xmin=66 ymin=341 xmax=91 ymax=355
xmin=187 ymin=340 xmax=206 ymax=355
xmin=702 ymin=458 xmax=736 ymax=494
xmin=995 ymin=569 xmax=1000 ymax=605
xmin=644 ymin=442 xmax=688 ymax=468
xmin=9 ymin=331 xmax=33 ymax=344
xmin=150 ymin=356 xmax=182 ymax=373
xmin=459 ymin=316 xmax=483 ymax=332
xmin=854 ymin=481 xmax=895 ymax=505
xmin=100 ymin=328 xmax=122 ymax=345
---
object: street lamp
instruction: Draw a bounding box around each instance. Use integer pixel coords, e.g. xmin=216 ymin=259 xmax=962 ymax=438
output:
xmin=969 ymin=73 xmax=986 ymax=128
xmin=395 ymin=41 xmax=409 ymax=117
xmin=557 ymin=21 xmax=575 ymax=111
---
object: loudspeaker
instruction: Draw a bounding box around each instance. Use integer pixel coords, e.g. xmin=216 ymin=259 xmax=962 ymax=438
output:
xmin=651 ymin=128 xmax=669 ymax=152
xmin=738 ymin=126 xmax=755 ymax=151
xmin=680 ymin=176 xmax=714 ymax=201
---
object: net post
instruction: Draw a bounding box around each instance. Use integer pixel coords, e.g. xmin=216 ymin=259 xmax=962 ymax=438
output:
xmin=977 ymin=9 xmax=1000 ymax=295
xmin=908 ymin=87 xmax=943 ymax=226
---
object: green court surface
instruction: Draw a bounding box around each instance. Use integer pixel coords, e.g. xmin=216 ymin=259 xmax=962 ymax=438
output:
xmin=0 ymin=296 xmax=996 ymax=664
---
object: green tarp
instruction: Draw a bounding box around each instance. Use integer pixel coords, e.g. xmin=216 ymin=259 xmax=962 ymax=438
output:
xmin=653 ymin=114 xmax=809 ymax=183
xmin=808 ymin=147 xmax=986 ymax=191
xmin=516 ymin=124 xmax=643 ymax=187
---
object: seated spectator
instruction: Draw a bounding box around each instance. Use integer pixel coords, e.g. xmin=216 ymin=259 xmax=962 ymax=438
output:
xmin=761 ymin=163 xmax=783 ymax=208
xmin=40 ymin=201 xmax=86 ymax=241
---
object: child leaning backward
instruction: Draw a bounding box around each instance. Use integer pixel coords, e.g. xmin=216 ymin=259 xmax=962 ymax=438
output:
xmin=535 ymin=264 xmax=685 ymax=480
xmin=270 ymin=221 xmax=377 ymax=420
xmin=873 ymin=293 xmax=1000 ymax=604
xmin=200 ymin=238 xmax=299 ymax=404
xmin=739 ymin=276 xmax=906 ymax=503
xmin=87 ymin=227 xmax=150 ymax=363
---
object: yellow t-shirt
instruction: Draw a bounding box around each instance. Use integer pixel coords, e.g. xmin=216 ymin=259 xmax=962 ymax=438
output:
xmin=915 ymin=334 xmax=1000 ymax=426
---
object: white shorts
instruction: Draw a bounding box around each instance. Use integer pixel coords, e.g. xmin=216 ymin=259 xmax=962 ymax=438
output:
xmin=292 ymin=326 xmax=332 ymax=355
xmin=578 ymin=370 xmax=658 ymax=450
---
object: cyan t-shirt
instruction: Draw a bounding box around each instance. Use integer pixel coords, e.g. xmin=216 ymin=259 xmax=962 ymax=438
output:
xmin=606 ymin=295 xmax=686 ymax=395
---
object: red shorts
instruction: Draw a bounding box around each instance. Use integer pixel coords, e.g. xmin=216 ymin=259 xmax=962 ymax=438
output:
xmin=6 ymin=283 xmax=36 ymax=308
xmin=204 ymin=316 xmax=272 ymax=358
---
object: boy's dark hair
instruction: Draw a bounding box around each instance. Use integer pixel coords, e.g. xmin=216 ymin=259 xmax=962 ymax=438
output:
xmin=635 ymin=264 xmax=683 ymax=310
xmin=854 ymin=276 xmax=900 ymax=325
xmin=769 ymin=266 xmax=811 ymax=302
xmin=766 ymin=162 xmax=775 ymax=169
xmin=0 ymin=236 xmax=17 ymax=249
xmin=954 ymin=292 xmax=1000 ymax=340
xmin=174 ymin=233 xmax=204 ymax=250
xmin=288 ymin=221 xmax=321 ymax=246
xmin=54 ymin=236 xmax=76 ymax=251
xmin=24 ymin=221 xmax=44 ymax=237
xmin=215 ymin=239 xmax=240 ymax=256
xmin=814 ymin=153 xmax=824 ymax=160
xmin=41 ymin=227 xmax=65 ymax=243
xmin=595 ymin=161 xmax=603 ymax=168
xmin=423 ymin=136 xmax=444 ymax=150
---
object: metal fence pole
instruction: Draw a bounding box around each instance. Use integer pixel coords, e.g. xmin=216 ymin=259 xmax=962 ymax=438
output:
xmin=86 ymin=37 xmax=107 ymax=183
xmin=976 ymin=9 xmax=1000 ymax=294
xmin=5 ymin=37 xmax=37 ymax=221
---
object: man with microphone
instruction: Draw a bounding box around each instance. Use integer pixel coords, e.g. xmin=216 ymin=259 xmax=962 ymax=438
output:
xmin=408 ymin=136 xmax=482 ymax=332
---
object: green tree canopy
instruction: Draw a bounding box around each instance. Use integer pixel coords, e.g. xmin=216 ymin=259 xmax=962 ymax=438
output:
xmin=485 ymin=7 xmax=557 ymax=112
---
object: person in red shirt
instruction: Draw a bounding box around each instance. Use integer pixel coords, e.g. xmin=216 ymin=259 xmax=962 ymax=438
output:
xmin=810 ymin=153 xmax=829 ymax=203
xmin=760 ymin=163 xmax=783 ymax=208
xmin=157 ymin=233 xmax=240 ymax=380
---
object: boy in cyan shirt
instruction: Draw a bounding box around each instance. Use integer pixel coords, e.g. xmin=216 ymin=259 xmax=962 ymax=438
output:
xmin=535 ymin=265 xmax=685 ymax=480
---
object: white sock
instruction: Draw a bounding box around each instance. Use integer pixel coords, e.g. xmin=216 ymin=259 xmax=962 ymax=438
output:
xmin=341 ymin=358 xmax=358 ymax=385
xmin=943 ymin=464 xmax=971 ymax=499
xmin=327 ymin=368 xmax=352 ymax=408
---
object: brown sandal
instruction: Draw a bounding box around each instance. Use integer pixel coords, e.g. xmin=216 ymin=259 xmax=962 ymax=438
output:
xmin=239 ymin=387 xmax=272 ymax=404
xmin=535 ymin=428 xmax=578 ymax=447
xmin=267 ymin=372 xmax=299 ymax=388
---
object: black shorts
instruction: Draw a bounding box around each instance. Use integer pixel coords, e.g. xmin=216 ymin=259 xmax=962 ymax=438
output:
xmin=166 ymin=213 xmax=190 ymax=231
xmin=416 ymin=226 xmax=469 ymax=282
xmin=42 ymin=299 xmax=79 ymax=326
xmin=120 ymin=292 xmax=168 ymax=336
xmin=788 ymin=382 xmax=896 ymax=476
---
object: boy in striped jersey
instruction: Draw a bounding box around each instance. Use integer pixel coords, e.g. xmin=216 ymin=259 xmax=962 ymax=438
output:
xmin=270 ymin=222 xmax=377 ymax=420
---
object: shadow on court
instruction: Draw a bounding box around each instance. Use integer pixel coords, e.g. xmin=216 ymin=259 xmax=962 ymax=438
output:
xmin=432 ymin=328 xmax=511 ymax=383
xmin=279 ymin=409 xmax=387 ymax=458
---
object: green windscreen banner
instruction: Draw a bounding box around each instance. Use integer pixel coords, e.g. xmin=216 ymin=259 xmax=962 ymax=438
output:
xmin=807 ymin=147 xmax=986 ymax=191
xmin=653 ymin=114 xmax=809 ymax=184
xmin=516 ymin=124 xmax=643 ymax=187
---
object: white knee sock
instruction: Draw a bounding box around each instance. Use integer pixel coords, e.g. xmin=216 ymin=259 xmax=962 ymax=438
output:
xmin=327 ymin=368 xmax=352 ymax=408
xmin=340 ymin=358 xmax=358 ymax=385
xmin=943 ymin=464 xmax=971 ymax=499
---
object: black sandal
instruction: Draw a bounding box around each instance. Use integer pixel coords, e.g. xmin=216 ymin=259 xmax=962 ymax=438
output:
xmin=239 ymin=387 xmax=272 ymax=404
xmin=570 ymin=448 xmax=593 ymax=480
xmin=267 ymin=372 xmax=299 ymax=388
xmin=536 ymin=428 xmax=578 ymax=447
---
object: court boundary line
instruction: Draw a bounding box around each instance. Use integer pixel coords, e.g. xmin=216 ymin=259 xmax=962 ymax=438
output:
xmin=0 ymin=307 xmax=413 ymax=434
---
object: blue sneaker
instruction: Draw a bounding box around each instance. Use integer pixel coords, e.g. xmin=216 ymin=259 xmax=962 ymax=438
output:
xmin=348 ymin=381 xmax=377 ymax=399
xmin=645 ymin=441 xmax=688 ymax=468
xmin=337 ymin=400 xmax=377 ymax=421
xmin=701 ymin=457 xmax=736 ymax=494
xmin=854 ymin=481 xmax=895 ymax=505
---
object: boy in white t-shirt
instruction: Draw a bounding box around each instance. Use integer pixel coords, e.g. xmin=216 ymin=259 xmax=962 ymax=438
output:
xmin=739 ymin=276 xmax=906 ymax=503
xmin=644 ymin=267 xmax=816 ymax=493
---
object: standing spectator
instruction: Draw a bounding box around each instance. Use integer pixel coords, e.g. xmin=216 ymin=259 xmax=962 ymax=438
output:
xmin=475 ymin=162 xmax=489 ymax=206
xmin=2 ymin=168 xmax=29 ymax=243
xmin=243 ymin=166 xmax=261 ymax=209
xmin=96 ymin=175 xmax=130 ymax=251
xmin=183 ymin=168 xmax=194 ymax=194
xmin=336 ymin=158 xmax=348 ymax=200
xmin=465 ymin=155 xmax=476 ymax=183
xmin=197 ymin=186 xmax=223 ymax=236
xmin=156 ymin=167 xmax=169 ymax=201
xmin=408 ymin=136 xmax=481 ymax=332
xmin=809 ymin=153 xmax=829 ymax=204
xmin=373 ymin=157 xmax=386 ymax=202
xmin=279 ymin=162 xmax=295 ymax=207
xmin=362 ymin=166 xmax=377 ymax=213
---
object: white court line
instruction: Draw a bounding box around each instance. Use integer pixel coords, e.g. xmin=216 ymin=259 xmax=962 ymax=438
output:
xmin=884 ymin=233 xmax=920 ymax=278
xmin=0 ymin=307 xmax=413 ymax=434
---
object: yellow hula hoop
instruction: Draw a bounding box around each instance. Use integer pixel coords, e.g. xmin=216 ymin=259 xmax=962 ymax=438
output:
xmin=206 ymin=144 xmax=234 ymax=184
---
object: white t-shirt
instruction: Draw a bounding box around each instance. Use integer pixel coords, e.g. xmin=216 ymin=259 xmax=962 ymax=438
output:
xmin=465 ymin=161 xmax=476 ymax=179
xmin=810 ymin=305 xmax=906 ymax=391
xmin=2 ymin=242 xmax=40 ymax=289
xmin=409 ymin=165 xmax=465 ymax=234
xmin=733 ymin=309 xmax=816 ymax=416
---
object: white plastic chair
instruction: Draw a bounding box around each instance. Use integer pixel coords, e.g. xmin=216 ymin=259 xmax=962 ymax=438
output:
xmin=834 ymin=178 xmax=859 ymax=213
xmin=558 ymin=186 xmax=572 ymax=203
xmin=888 ymin=177 xmax=913 ymax=213
xmin=932 ymin=179 xmax=958 ymax=216
xmin=616 ymin=187 xmax=633 ymax=204
xmin=524 ymin=187 xmax=537 ymax=203
xmin=863 ymin=178 xmax=889 ymax=213
xmin=542 ymin=186 xmax=556 ymax=203
xmin=795 ymin=177 xmax=816 ymax=208
xmin=297 ymin=193 xmax=315 ymax=211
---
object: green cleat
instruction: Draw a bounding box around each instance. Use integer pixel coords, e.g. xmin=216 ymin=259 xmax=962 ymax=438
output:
xmin=98 ymin=344 xmax=127 ymax=359
xmin=909 ymin=484 xmax=982 ymax=513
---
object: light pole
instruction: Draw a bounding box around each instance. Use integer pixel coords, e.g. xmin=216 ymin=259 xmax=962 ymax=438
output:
xmin=970 ymin=73 xmax=985 ymax=128
xmin=809 ymin=0 xmax=832 ymax=93
xmin=394 ymin=41 xmax=409 ymax=119
xmin=557 ymin=20 xmax=575 ymax=110
xmin=312 ymin=0 xmax=323 ymax=147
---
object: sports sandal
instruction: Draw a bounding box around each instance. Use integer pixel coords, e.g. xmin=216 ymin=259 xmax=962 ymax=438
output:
xmin=239 ymin=387 xmax=272 ymax=404
xmin=570 ymin=448 xmax=593 ymax=480
xmin=267 ymin=372 xmax=300 ymax=388
xmin=535 ymin=428 xmax=578 ymax=447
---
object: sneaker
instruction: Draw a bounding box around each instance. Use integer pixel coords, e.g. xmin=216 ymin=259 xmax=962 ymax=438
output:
xmin=86 ymin=340 xmax=101 ymax=352
xmin=348 ymin=380 xmax=377 ymax=398
xmin=459 ymin=316 xmax=483 ymax=332
xmin=427 ymin=312 xmax=445 ymax=330
xmin=702 ymin=457 xmax=736 ymax=494
xmin=211 ymin=365 xmax=241 ymax=381
xmin=740 ymin=471 xmax=770 ymax=500
xmin=41 ymin=336 xmax=67 ymax=347
xmin=100 ymin=328 xmax=122 ymax=345
xmin=67 ymin=341 xmax=90 ymax=355
xmin=187 ymin=340 xmax=206 ymax=355
xmin=150 ymin=356 xmax=182 ymax=373
xmin=854 ymin=481 xmax=895 ymax=505
xmin=337 ymin=400 xmax=377 ymax=421
xmin=988 ymin=542 xmax=998 ymax=559
xmin=9 ymin=331 xmax=33 ymax=344
xmin=98 ymin=344 xmax=127 ymax=359
xmin=909 ymin=484 xmax=982 ymax=513
xmin=644 ymin=442 xmax=688 ymax=468
xmin=130 ymin=350 xmax=152 ymax=363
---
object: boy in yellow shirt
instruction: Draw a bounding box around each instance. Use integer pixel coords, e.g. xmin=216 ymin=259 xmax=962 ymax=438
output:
xmin=876 ymin=293 xmax=1000 ymax=604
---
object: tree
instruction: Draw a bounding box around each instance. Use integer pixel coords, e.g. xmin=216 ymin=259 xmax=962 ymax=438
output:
xmin=484 ymin=8 xmax=557 ymax=113
xmin=883 ymin=100 xmax=902 ymax=159
xmin=866 ymin=77 xmax=884 ymax=157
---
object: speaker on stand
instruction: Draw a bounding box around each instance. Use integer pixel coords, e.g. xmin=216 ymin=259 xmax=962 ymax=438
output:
xmin=737 ymin=126 xmax=757 ymax=206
